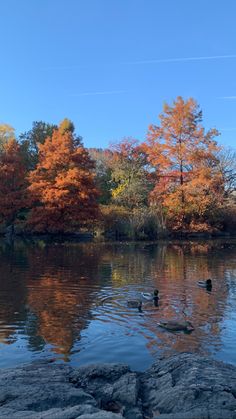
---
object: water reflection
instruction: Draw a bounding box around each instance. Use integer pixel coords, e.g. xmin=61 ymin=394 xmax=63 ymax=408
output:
xmin=0 ymin=239 xmax=235 ymax=370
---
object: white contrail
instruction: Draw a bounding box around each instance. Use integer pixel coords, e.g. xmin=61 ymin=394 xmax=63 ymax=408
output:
xmin=123 ymin=54 xmax=236 ymax=65
xmin=219 ymin=96 xmax=236 ymax=99
xmin=220 ymin=127 xmax=236 ymax=131
xmin=42 ymin=54 xmax=236 ymax=71
xmin=70 ymin=90 xmax=126 ymax=97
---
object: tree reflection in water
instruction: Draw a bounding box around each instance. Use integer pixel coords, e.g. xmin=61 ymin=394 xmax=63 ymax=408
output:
xmin=0 ymin=239 xmax=235 ymax=368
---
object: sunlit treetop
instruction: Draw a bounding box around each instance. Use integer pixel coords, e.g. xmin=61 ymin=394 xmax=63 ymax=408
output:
xmin=0 ymin=124 xmax=15 ymax=151
xmin=58 ymin=118 xmax=75 ymax=135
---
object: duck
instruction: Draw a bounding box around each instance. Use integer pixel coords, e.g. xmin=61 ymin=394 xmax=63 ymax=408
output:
xmin=157 ymin=320 xmax=194 ymax=332
xmin=153 ymin=290 xmax=159 ymax=306
xmin=141 ymin=289 xmax=159 ymax=301
xmin=127 ymin=299 xmax=142 ymax=312
xmin=197 ymin=279 xmax=212 ymax=289
xmin=141 ymin=289 xmax=159 ymax=307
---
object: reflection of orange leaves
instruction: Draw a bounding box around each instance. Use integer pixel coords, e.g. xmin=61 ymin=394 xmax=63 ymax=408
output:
xmin=141 ymin=243 xmax=229 ymax=357
xmin=27 ymin=274 xmax=91 ymax=356
xmin=189 ymin=243 xmax=211 ymax=254
xmin=0 ymin=328 xmax=16 ymax=345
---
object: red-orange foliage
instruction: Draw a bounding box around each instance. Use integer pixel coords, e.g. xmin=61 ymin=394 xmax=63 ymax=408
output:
xmin=0 ymin=139 xmax=28 ymax=226
xmin=27 ymin=129 xmax=99 ymax=233
xmin=143 ymin=97 xmax=224 ymax=231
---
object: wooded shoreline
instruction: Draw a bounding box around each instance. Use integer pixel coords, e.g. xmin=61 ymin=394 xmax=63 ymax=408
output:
xmin=1 ymin=98 xmax=236 ymax=239
xmin=1 ymin=229 xmax=234 ymax=243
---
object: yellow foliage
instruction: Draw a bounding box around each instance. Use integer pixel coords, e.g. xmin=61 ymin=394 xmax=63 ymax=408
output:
xmin=111 ymin=181 xmax=128 ymax=198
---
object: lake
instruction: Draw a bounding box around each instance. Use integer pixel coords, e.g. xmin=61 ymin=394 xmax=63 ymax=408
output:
xmin=0 ymin=238 xmax=236 ymax=371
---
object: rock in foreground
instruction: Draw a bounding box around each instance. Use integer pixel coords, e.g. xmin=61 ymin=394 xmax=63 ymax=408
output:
xmin=0 ymin=353 xmax=236 ymax=418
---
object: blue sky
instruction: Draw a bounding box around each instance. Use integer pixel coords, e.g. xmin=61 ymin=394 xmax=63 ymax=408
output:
xmin=0 ymin=0 xmax=236 ymax=149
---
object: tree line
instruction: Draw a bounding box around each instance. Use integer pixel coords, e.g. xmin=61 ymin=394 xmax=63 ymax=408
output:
xmin=0 ymin=97 xmax=235 ymax=238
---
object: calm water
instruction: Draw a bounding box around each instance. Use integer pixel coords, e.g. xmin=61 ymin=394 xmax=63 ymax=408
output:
xmin=0 ymin=238 xmax=236 ymax=371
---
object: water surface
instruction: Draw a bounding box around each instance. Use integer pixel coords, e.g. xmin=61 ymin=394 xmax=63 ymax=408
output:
xmin=0 ymin=238 xmax=236 ymax=371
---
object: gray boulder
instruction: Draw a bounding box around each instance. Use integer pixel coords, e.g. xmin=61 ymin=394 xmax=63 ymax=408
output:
xmin=0 ymin=354 xmax=236 ymax=418
xmin=141 ymin=353 xmax=236 ymax=418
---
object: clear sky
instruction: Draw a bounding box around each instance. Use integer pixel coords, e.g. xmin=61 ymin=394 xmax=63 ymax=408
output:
xmin=0 ymin=0 xmax=236 ymax=149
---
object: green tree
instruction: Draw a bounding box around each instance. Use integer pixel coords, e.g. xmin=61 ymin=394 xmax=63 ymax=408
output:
xmin=19 ymin=121 xmax=57 ymax=169
xmin=58 ymin=118 xmax=75 ymax=134
xmin=109 ymin=138 xmax=151 ymax=209
xmin=58 ymin=118 xmax=83 ymax=146
xmin=89 ymin=148 xmax=113 ymax=204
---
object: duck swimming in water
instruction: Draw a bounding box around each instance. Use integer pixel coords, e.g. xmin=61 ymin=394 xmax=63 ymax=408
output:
xmin=141 ymin=289 xmax=159 ymax=307
xmin=197 ymin=279 xmax=212 ymax=290
xmin=153 ymin=290 xmax=159 ymax=306
xmin=157 ymin=320 xmax=194 ymax=332
xmin=141 ymin=289 xmax=159 ymax=300
xmin=127 ymin=299 xmax=142 ymax=312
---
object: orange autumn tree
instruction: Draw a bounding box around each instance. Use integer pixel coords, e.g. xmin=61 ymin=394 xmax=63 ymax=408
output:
xmin=27 ymin=120 xmax=99 ymax=233
xmin=144 ymin=97 xmax=224 ymax=232
xmin=0 ymin=138 xmax=28 ymax=230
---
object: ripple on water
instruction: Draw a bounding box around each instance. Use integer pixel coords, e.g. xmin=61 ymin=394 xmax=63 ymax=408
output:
xmin=0 ymin=239 xmax=236 ymax=370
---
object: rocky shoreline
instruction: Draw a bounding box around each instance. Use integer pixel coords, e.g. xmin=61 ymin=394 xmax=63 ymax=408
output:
xmin=0 ymin=353 xmax=236 ymax=418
